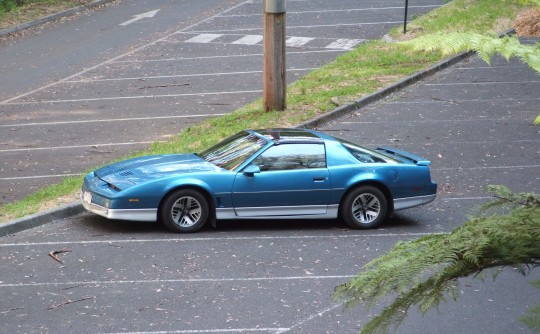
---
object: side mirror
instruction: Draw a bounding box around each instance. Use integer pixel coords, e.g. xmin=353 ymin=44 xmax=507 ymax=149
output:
xmin=243 ymin=164 xmax=261 ymax=176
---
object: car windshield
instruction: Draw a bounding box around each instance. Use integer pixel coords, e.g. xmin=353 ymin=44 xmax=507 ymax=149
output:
xmin=336 ymin=137 xmax=400 ymax=164
xmin=199 ymin=131 xmax=269 ymax=170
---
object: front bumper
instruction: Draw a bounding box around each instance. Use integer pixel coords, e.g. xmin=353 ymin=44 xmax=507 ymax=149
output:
xmin=80 ymin=191 xmax=157 ymax=222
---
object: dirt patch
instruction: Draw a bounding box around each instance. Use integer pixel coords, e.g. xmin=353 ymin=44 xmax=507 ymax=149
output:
xmin=514 ymin=7 xmax=540 ymax=37
xmin=37 ymin=192 xmax=80 ymax=212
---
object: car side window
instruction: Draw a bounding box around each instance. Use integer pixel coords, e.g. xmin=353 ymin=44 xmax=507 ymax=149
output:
xmin=252 ymin=144 xmax=326 ymax=171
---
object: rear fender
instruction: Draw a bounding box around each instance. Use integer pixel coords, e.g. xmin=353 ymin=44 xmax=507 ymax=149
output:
xmin=339 ymin=174 xmax=394 ymax=212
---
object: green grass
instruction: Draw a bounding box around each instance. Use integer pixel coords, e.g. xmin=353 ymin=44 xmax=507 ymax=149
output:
xmin=0 ymin=0 xmax=93 ymax=30
xmin=0 ymin=0 xmax=526 ymax=222
xmin=390 ymin=0 xmax=522 ymax=39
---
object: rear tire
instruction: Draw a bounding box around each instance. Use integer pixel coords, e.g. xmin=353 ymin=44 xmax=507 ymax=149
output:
xmin=341 ymin=186 xmax=387 ymax=229
xmin=160 ymin=189 xmax=209 ymax=233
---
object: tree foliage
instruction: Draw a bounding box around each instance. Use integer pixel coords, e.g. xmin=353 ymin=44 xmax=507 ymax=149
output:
xmin=402 ymin=32 xmax=540 ymax=73
xmin=399 ymin=1 xmax=540 ymax=124
xmin=333 ymin=186 xmax=540 ymax=334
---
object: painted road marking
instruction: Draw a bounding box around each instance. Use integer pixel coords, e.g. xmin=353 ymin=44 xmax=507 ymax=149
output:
xmin=182 ymin=33 xmax=365 ymax=50
xmin=119 ymin=9 xmax=160 ymax=26
xmin=0 ymin=232 xmax=441 ymax=247
xmin=3 ymin=90 xmax=262 ymax=105
xmin=220 ymin=5 xmax=441 ymax=17
xmin=0 ymin=141 xmax=166 ymax=153
xmin=286 ymin=36 xmax=315 ymax=47
xmin=0 ymin=113 xmax=226 ymax=128
xmin=184 ymin=33 xmax=223 ymax=43
xmin=232 ymin=34 xmax=263 ymax=45
xmin=326 ymin=38 xmax=364 ymax=50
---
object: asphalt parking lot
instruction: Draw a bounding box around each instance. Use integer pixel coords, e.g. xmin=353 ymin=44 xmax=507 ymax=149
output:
xmin=1 ymin=1 xmax=539 ymax=333
xmin=2 ymin=37 xmax=539 ymax=333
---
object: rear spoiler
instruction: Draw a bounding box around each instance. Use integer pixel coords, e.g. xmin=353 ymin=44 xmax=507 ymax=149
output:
xmin=376 ymin=147 xmax=431 ymax=166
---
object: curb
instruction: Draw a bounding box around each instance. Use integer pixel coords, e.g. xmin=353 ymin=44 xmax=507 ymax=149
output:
xmin=0 ymin=0 xmax=116 ymax=37
xmin=297 ymin=28 xmax=515 ymax=130
xmin=0 ymin=201 xmax=84 ymax=236
xmin=296 ymin=50 xmax=472 ymax=129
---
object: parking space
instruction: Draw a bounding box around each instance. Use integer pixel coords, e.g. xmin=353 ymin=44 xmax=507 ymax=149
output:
xmin=0 ymin=0 xmax=443 ymax=204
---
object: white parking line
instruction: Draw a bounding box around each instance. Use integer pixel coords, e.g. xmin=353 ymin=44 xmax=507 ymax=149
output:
xmin=188 ymin=21 xmax=403 ymax=34
xmin=112 ymin=50 xmax=341 ymax=64
xmin=433 ymin=165 xmax=540 ymax=170
xmin=455 ymin=65 xmax=531 ymax=70
xmin=425 ymin=81 xmax=540 ymax=86
xmin=4 ymin=90 xmax=262 ymax=105
xmin=442 ymin=197 xmax=491 ymax=201
xmin=0 ymin=173 xmax=82 ymax=180
xmin=384 ymin=97 xmax=540 ymax=104
xmin=220 ymin=6 xmax=440 ymax=17
xmin=0 ymin=232 xmax=440 ymax=247
xmin=107 ymin=328 xmax=289 ymax=334
xmin=64 ymin=68 xmax=315 ymax=83
xmin=277 ymin=303 xmax=343 ymax=334
xmin=0 ymin=141 xmax=166 ymax=153
xmin=0 ymin=113 xmax=225 ymax=128
xmin=0 ymin=275 xmax=355 ymax=288
xmin=341 ymin=118 xmax=538 ymax=124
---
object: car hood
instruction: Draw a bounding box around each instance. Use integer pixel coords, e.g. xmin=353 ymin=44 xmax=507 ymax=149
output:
xmin=93 ymin=153 xmax=219 ymax=190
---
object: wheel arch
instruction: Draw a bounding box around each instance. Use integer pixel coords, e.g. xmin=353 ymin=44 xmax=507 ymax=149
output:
xmin=340 ymin=180 xmax=394 ymax=213
xmin=157 ymin=185 xmax=216 ymax=221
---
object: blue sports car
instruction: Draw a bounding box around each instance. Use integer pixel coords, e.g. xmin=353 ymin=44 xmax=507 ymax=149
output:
xmin=81 ymin=128 xmax=437 ymax=232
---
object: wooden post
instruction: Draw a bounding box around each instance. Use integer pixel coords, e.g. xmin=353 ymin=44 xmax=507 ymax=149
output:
xmin=403 ymin=0 xmax=409 ymax=34
xmin=263 ymin=0 xmax=286 ymax=112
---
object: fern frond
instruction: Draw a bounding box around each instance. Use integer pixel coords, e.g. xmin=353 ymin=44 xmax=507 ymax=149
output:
xmin=334 ymin=186 xmax=540 ymax=334
xmin=400 ymin=32 xmax=540 ymax=74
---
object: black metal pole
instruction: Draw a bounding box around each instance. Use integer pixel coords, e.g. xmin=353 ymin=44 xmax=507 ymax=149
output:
xmin=404 ymin=0 xmax=409 ymax=34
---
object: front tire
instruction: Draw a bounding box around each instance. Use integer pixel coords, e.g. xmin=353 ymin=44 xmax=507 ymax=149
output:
xmin=341 ymin=186 xmax=388 ymax=229
xmin=160 ymin=189 xmax=209 ymax=233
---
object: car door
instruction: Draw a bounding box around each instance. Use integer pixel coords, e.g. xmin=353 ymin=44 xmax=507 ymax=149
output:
xmin=231 ymin=143 xmax=330 ymax=217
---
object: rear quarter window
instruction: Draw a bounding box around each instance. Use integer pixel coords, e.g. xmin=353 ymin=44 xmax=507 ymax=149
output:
xmin=337 ymin=139 xmax=399 ymax=164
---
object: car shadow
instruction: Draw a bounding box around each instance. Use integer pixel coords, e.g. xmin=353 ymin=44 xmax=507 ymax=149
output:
xmin=77 ymin=214 xmax=170 ymax=235
xmin=213 ymin=218 xmax=341 ymax=232
xmin=79 ymin=212 xmax=422 ymax=235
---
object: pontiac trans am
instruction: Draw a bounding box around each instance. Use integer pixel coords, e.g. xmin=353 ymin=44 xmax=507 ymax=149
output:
xmin=81 ymin=128 xmax=437 ymax=232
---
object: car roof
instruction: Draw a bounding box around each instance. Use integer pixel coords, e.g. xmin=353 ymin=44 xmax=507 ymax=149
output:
xmin=251 ymin=128 xmax=325 ymax=144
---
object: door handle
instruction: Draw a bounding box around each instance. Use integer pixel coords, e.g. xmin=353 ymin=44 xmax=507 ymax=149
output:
xmin=313 ymin=177 xmax=327 ymax=182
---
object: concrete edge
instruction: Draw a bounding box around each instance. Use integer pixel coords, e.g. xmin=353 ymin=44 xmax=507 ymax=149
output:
xmin=0 ymin=201 xmax=84 ymax=237
xmin=297 ymin=28 xmax=516 ymax=129
xmin=295 ymin=50 xmax=473 ymax=129
xmin=0 ymin=0 xmax=116 ymax=37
